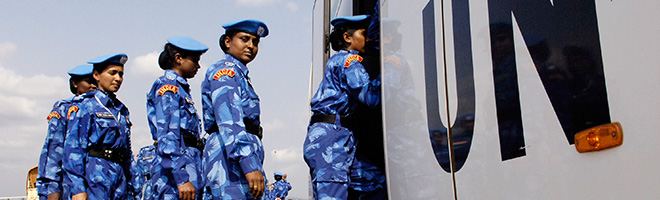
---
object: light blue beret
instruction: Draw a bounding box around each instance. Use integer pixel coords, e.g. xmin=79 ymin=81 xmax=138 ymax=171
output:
xmin=331 ymin=15 xmax=371 ymax=27
xmin=222 ymin=19 xmax=269 ymax=37
xmin=67 ymin=64 xmax=94 ymax=76
xmin=168 ymin=36 xmax=209 ymax=52
xmin=87 ymin=53 xmax=128 ymax=65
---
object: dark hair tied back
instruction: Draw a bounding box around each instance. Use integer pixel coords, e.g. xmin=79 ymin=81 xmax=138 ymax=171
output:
xmin=158 ymin=43 xmax=177 ymax=70
xmin=158 ymin=43 xmax=202 ymax=70
xmin=329 ymin=22 xmax=366 ymax=51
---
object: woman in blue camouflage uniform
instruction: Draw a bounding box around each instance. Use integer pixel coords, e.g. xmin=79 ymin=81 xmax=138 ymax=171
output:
xmin=37 ymin=64 xmax=96 ymax=200
xmin=303 ymin=15 xmax=382 ymax=200
xmin=201 ymin=19 xmax=268 ymax=200
xmin=264 ymin=171 xmax=292 ymax=200
xmin=146 ymin=36 xmax=208 ymax=200
xmin=63 ymin=53 xmax=133 ymax=200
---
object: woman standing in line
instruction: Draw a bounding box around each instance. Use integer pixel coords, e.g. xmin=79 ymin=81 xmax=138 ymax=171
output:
xmin=37 ymin=64 xmax=96 ymax=200
xmin=63 ymin=53 xmax=133 ymax=200
xmin=146 ymin=36 xmax=208 ymax=200
xmin=201 ymin=19 xmax=269 ymax=200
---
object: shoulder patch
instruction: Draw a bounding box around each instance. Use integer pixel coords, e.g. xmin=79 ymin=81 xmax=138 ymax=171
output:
xmin=344 ymin=55 xmax=363 ymax=67
xmin=46 ymin=111 xmax=61 ymax=120
xmin=67 ymin=106 xmax=79 ymax=119
xmin=157 ymin=85 xmax=179 ymax=95
xmin=213 ymin=69 xmax=237 ymax=80
xmin=384 ymin=55 xmax=403 ymax=68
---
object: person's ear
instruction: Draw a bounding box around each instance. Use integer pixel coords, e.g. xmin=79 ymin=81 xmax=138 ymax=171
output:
xmin=224 ymin=37 xmax=232 ymax=50
xmin=343 ymin=32 xmax=352 ymax=44
xmin=93 ymin=70 xmax=101 ymax=82
xmin=174 ymin=53 xmax=183 ymax=66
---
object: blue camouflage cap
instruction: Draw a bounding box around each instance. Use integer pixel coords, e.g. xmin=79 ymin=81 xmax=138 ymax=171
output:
xmin=167 ymin=36 xmax=209 ymax=52
xmin=222 ymin=19 xmax=269 ymax=37
xmin=87 ymin=53 xmax=128 ymax=65
xmin=67 ymin=64 xmax=94 ymax=76
xmin=331 ymin=15 xmax=371 ymax=27
xmin=274 ymin=171 xmax=283 ymax=176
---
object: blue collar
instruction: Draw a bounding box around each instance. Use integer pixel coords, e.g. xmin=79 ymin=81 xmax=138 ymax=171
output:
xmin=94 ymin=89 xmax=124 ymax=110
xmin=225 ymin=54 xmax=250 ymax=77
xmin=339 ymin=49 xmax=359 ymax=54
xmin=165 ymin=69 xmax=189 ymax=87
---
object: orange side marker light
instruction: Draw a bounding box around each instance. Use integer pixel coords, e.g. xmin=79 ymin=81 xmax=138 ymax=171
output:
xmin=575 ymin=122 xmax=623 ymax=153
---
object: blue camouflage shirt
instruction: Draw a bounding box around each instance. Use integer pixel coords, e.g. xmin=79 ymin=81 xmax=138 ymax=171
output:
xmin=36 ymin=96 xmax=82 ymax=197
xmin=201 ymin=54 xmax=263 ymax=174
xmin=146 ymin=69 xmax=202 ymax=186
xmin=63 ymin=90 xmax=133 ymax=196
xmin=310 ymin=49 xmax=381 ymax=115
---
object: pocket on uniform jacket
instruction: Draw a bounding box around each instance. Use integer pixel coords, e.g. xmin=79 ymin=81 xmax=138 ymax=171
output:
xmin=91 ymin=116 xmax=119 ymax=142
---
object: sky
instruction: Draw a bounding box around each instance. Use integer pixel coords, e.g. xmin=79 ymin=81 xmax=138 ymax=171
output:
xmin=0 ymin=1 xmax=313 ymax=198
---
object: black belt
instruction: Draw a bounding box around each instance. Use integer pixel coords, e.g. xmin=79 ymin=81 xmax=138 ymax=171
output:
xmin=310 ymin=113 xmax=350 ymax=128
xmin=205 ymin=117 xmax=263 ymax=139
xmin=183 ymin=133 xmax=205 ymax=151
xmin=88 ymin=148 xmax=129 ymax=163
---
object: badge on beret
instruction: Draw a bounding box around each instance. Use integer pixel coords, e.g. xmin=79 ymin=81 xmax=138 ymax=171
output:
xmin=344 ymin=55 xmax=363 ymax=67
xmin=119 ymin=56 xmax=128 ymax=64
xmin=213 ymin=69 xmax=236 ymax=80
xmin=47 ymin=111 xmax=61 ymax=120
xmin=157 ymin=85 xmax=179 ymax=95
xmin=68 ymin=106 xmax=79 ymax=119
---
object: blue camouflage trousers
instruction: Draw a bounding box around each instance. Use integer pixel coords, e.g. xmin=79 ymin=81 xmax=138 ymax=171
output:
xmin=202 ymin=132 xmax=266 ymax=200
xmin=304 ymin=122 xmax=386 ymax=200
xmin=150 ymin=147 xmax=204 ymax=200
xmin=82 ymin=157 xmax=130 ymax=200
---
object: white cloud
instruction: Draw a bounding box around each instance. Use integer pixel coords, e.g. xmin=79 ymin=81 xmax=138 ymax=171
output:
xmin=0 ymin=66 xmax=67 ymax=97
xmin=0 ymin=41 xmax=17 ymax=63
xmin=236 ymin=0 xmax=281 ymax=7
xmin=128 ymin=51 xmax=162 ymax=78
xmin=287 ymin=2 xmax=299 ymax=11
xmin=271 ymin=146 xmax=301 ymax=163
xmin=262 ymin=117 xmax=286 ymax=133
xmin=0 ymin=65 xmax=67 ymax=125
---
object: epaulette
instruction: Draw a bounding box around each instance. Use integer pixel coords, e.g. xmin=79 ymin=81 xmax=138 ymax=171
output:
xmin=53 ymin=98 xmax=72 ymax=108
xmin=81 ymin=91 xmax=96 ymax=98
xmin=344 ymin=54 xmax=363 ymax=67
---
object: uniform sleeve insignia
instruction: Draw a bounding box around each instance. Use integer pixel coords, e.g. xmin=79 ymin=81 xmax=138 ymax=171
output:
xmin=213 ymin=69 xmax=236 ymax=80
xmin=67 ymin=106 xmax=79 ymax=119
xmin=46 ymin=111 xmax=61 ymax=120
xmin=344 ymin=55 xmax=363 ymax=67
xmin=384 ymin=55 xmax=403 ymax=68
xmin=157 ymin=85 xmax=179 ymax=95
